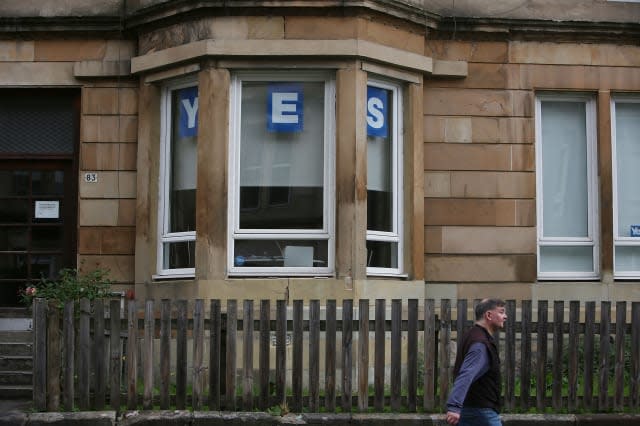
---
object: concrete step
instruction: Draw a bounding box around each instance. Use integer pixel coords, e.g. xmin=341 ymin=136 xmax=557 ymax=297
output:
xmin=0 ymin=371 xmax=32 ymax=386
xmin=0 ymin=342 xmax=33 ymax=357
xmin=0 ymin=356 xmax=32 ymax=371
xmin=0 ymin=384 xmax=32 ymax=399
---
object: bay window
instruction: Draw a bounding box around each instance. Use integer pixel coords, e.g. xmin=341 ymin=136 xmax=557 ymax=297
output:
xmin=612 ymin=96 xmax=640 ymax=278
xmin=366 ymin=80 xmax=403 ymax=275
xmin=228 ymin=72 xmax=335 ymax=276
xmin=535 ymin=94 xmax=599 ymax=279
xmin=158 ymin=81 xmax=198 ymax=276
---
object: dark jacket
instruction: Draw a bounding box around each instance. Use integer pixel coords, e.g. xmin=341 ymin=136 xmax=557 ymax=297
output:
xmin=453 ymin=324 xmax=502 ymax=411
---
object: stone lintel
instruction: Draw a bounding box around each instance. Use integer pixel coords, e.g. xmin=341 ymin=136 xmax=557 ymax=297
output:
xmin=432 ymin=60 xmax=468 ymax=78
xmin=73 ymin=60 xmax=131 ymax=78
xmin=131 ymin=39 xmax=447 ymax=77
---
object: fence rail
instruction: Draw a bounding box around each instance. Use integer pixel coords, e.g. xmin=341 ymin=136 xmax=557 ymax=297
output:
xmin=32 ymin=298 xmax=640 ymax=413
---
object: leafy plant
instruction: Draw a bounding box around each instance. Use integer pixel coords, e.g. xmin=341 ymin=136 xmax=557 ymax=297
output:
xmin=20 ymin=266 xmax=112 ymax=309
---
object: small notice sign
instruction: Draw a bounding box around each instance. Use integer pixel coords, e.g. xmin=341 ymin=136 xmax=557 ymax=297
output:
xmin=631 ymin=225 xmax=640 ymax=237
xmin=35 ymin=201 xmax=59 ymax=219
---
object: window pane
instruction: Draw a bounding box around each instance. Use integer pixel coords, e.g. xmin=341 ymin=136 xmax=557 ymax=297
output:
xmin=0 ymin=227 xmax=27 ymax=251
xmin=367 ymin=85 xmax=393 ymax=232
xmin=0 ymin=200 xmax=29 ymax=222
xmin=169 ymin=87 xmax=197 ymax=233
xmin=234 ymin=239 xmax=327 ymax=268
xmin=615 ymin=245 xmax=640 ymax=272
xmin=541 ymin=101 xmax=589 ymax=238
xmin=32 ymin=171 xmax=64 ymax=196
xmin=615 ymin=103 xmax=640 ymax=237
xmin=239 ymin=81 xmax=324 ymax=229
xmin=0 ymin=254 xmax=27 ymax=278
xmin=163 ymin=241 xmax=195 ymax=269
xmin=30 ymin=254 xmax=61 ymax=280
xmin=32 ymin=227 xmax=63 ymax=250
xmin=0 ymin=171 xmax=29 ymax=196
xmin=539 ymin=246 xmax=593 ymax=273
xmin=366 ymin=240 xmax=398 ymax=269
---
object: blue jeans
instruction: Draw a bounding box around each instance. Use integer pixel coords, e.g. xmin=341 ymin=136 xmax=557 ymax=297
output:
xmin=458 ymin=407 xmax=502 ymax=426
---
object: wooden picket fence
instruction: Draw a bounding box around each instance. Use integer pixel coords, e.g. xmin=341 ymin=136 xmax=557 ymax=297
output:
xmin=32 ymin=298 xmax=640 ymax=413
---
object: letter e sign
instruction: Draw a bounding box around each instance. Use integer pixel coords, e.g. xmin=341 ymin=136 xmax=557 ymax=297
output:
xmin=267 ymin=83 xmax=303 ymax=133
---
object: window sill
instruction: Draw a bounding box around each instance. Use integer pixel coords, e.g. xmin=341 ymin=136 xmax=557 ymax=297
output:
xmin=366 ymin=272 xmax=408 ymax=279
xmin=152 ymin=273 xmax=196 ymax=281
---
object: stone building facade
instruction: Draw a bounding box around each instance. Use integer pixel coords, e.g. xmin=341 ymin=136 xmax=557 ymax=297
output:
xmin=1 ymin=0 xmax=639 ymax=307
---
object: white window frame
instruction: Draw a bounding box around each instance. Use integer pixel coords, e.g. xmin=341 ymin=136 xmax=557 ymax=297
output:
xmin=156 ymin=79 xmax=198 ymax=278
xmin=366 ymin=79 xmax=404 ymax=277
xmin=611 ymin=95 xmax=640 ymax=279
xmin=228 ymin=71 xmax=335 ymax=277
xmin=535 ymin=93 xmax=599 ymax=280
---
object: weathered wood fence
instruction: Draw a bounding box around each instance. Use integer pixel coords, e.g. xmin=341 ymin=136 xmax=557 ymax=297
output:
xmin=32 ymin=298 xmax=640 ymax=413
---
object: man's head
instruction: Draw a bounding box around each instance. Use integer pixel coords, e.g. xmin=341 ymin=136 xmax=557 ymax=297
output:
xmin=475 ymin=298 xmax=507 ymax=332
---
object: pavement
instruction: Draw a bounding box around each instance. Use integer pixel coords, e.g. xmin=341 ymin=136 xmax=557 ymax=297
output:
xmin=0 ymin=400 xmax=639 ymax=425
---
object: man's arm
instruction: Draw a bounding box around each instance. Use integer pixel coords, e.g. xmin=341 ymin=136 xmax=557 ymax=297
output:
xmin=446 ymin=342 xmax=490 ymax=414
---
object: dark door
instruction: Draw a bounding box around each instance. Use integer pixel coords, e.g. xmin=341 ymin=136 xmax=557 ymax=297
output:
xmin=0 ymin=89 xmax=79 ymax=306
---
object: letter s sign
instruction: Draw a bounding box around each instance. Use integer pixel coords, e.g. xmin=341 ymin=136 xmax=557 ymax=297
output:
xmin=367 ymin=86 xmax=388 ymax=138
xmin=268 ymin=83 xmax=303 ymax=133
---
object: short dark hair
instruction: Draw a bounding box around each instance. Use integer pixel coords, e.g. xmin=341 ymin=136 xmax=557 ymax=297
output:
xmin=475 ymin=298 xmax=506 ymax=320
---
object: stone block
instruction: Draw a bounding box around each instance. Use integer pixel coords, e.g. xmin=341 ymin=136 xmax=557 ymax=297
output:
xmin=119 ymin=410 xmax=192 ymax=425
xmin=425 ymin=63 xmax=512 ymax=89
xmin=82 ymin=116 xmax=135 ymax=143
xmin=78 ymin=255 xmax=134 ymax=283
xmin=509 ymin=41 xmax=592 ymax=65
xmin=118 ymin=171 xmax=137 ymax=198
xmin=79 ymin=199 xmax=119 ymax=226
xmin=440 ymin=226 xmax=536 ymax=254
xmin=78 ymin=227 xmax=102 ymax=255
xmin=443 ymin=117 xmax=472 ymax=143
xmin=104 ymin=40 xmax=136 ymax=61
xmin=424 ymin=171 xmax=451 ymax=197
xmin=425 ymin=199 xmax=517 ymax=226
xmin=425 ymin=40 xmax=508 ymax=63
xmin=515 ymin=199 xmax=536 ymax=226
xmin=424 ymin=143 xmax=512 ymax=171
xmin=0 ymin=62 xmax=74 ymax=85
xmin=120 ymin=143 xmax=138 ymax=170
xmin=0 ymin=40 xmax=34 ymax=61
xmin=34 ymin=40 xmax=107 ymax=62
xmin=81 ymin=143 xmax=119 ymax=170
xmin=457 ymin=283 xmax=533 ymax=305
xmin=591 ymin=44 xmax=640 ymax=67
xmin=247 ymin=16 xmax=285 ymax=39
xmin=82 ymin=87 xmax=119 ymax=115
xmin=424 ymin=226 xmax=443 ymax=253
xmin=101 ymin=227 xmax=136 ymax=255
xmin=119 ymin=116 xmax=139 ymax=142
xmin=360 ymin=19 xmax=423 ymax=54
xmin=79 ymin=171 xmax=119 ymax=198
xmin=499 ymin=118 xmax=534 ymax=144
xmin=425 ymin=88 xmax=519 ymax=117
xmin=27 ymin=411 xmax=116 ymax=426
xmin=285 ymin=16 xmax=358 ymax=39
xmin=118 ymin=88 xmax=139 ymax=115
xmin=599 ymin=66 xmax=640 ymax=91
xmin=519 ymin=65 xmax=600 ymax=90
xmin=119 ymin=199 xmax=137 ymax=226
xmin=425 ymin=254 xmax=536 ymax=282
xmin=450 ymin=171 xmax=535 ymax=198
xmin=511 ymin=144 xmax=535 ymax=171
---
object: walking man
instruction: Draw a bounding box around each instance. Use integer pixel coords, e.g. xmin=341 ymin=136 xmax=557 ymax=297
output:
xmin=446 ymin=298 xmax=507 ymax=425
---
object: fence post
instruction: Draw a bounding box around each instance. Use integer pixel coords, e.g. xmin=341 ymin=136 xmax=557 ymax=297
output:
xmin=193 ymin=299 xmax=205 ymax=410
xmin=292 ymin=300 xmax=303 ymax=412
xmin=109 ymin=299 xmax=121 ymax=411
xmin=390 ymin=299 xmax=401 ymax=411
xmin=309 ymin=300 xmax=320 ymax=412
xmin=341 ymin=299 xmax=353 ymax=412
xmin=374 ymin=299 xmax=385 ymax=412
xmin=126 ymin=299 xmax=137 ymax=410
xmin=176 ymin=300 xmax=187 ymax=409
xmin=423 ymin=299 xmax=435 ymax=411
xmin=552 ymin=300 xmax=564 ymax=411
xmin=325 ymin=299 xmax=337 ymax=412
xmin=599 ymin=301 xmax=611 ymax=411
xmin=407 ymin=299 xmax=418 ymax=412
xmin=143 ymin=299 xmax=154 ymax=410
xmin=226 ymin=300 xmax=238 ymax=411
xmin=275 ymin=299 xmax=287 ymax=407
xmin=504 ymin=300 xmax=516 ymax=411
xmin=358 ymin=299 xmax=369 ymax=412
xmin=536 ymin=300 xmax=548 ymax=411
xmin=631 ymin=302 xmax=640 ymax=409
xmin=439 ymin=299 xmax=451 ymax=407
xmin=520 ymin=300 xmax=532 ymax=411
xmin=47 ymin=302 xmax=61 ymax=412
xmin=242 ymin=299 xmax=253 ymax=411
xmin=63 ymin=301 xmax=75 ymax=412
xmin=33 ymin=298 xmax=47 ymax=412
xmin=568 ymin=301 xmax=580 ymax=412
xmin=583 ymin=301 xmax=595 ymax=410
xmin=78 ymin=298 xmax=91 ymax=410
xmin=93 ymin=299 xmax=106 ymax=410
xmin=614 ymin=301 xmax=626 ymax=411
xmin=160 ymin=299 xmax=171 ymax=410
xmin=258 ymin=300 xmax=270 ymax=410
xmin=209 ymin=299 xmax=222 ymax=410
